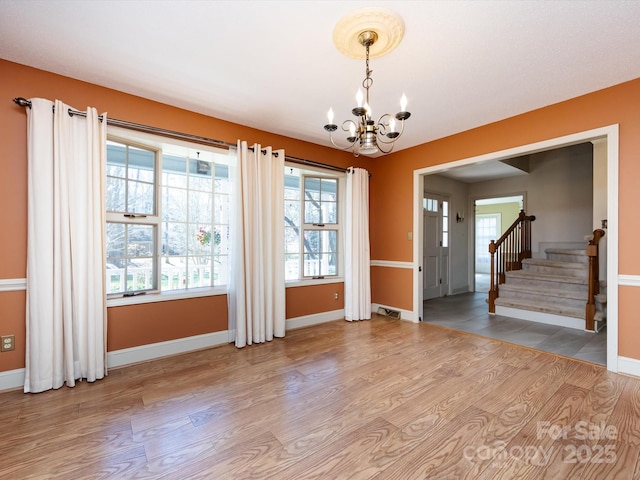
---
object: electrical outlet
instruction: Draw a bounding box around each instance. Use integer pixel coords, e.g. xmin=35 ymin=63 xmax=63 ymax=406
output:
xmin=334 ymin=292 xmax=339 ymax=300
xmin=1 ymin=335 xmax=15 ymax=352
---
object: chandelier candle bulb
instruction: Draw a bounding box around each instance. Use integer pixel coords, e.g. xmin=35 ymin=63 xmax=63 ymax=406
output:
xmin=400 ymin=93 xmax=408 ymax=112
xmin=356 ymin=89 xmax=364 ymax=108
xmin=324 ymin=107 xmax=338 ymax=132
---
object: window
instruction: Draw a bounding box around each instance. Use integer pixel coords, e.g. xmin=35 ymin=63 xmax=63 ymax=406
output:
xmin=423 ymin=197 xmax=438 ymax=212
xmin=106 ymin=135 xmax=230 ymax=295
xmin=442 ymin=200 xmax=449 ymax=248
xmin=284 ymin=167 xmax=343 ymax=281
xmin=475 ymin=214 xmax=501 ymax=274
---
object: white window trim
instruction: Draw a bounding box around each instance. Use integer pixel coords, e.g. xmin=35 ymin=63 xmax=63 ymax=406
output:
xmin=106 ymin=277 xmax=346 ymax=308
xmin=285 ymin=276 xmax=345 ymax=288
xmin=106 ymin=136 xmax=161 ymax=295
xmin=286 ymin=163 xmax=346 ymax=282
xmin=106 ymin=126 xmax=231 ymax=303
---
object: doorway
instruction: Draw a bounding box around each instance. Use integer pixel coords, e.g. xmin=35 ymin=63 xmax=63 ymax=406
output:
xmin=412 ymin=125 xmax=619 ymax=371
xmin=474 ymin=195 xmax=524 ymax=293
xmin=423 ymin=193 xmax=450 ymax=300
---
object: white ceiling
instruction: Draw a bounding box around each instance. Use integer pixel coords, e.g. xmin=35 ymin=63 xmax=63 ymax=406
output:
xmin=2 ymin=0 xmax=640 ymax=158
xmin=435 ymin=159 xmax=530 ymax=183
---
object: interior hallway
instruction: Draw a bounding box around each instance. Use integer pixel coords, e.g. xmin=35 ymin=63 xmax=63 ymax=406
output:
xmin=423 ymin=284 xmax=607 ymax=366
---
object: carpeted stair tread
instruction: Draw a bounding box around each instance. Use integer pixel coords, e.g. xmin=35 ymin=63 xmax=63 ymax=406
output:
xmin=494 ymin=243 xmax=605 ymax=326
xmin=506 ymin=270 xmax=588 ymax=285
xmin=498 ymin=283 xmax=587 ymax=300
xmin=522 ymin=258 xmax=587 ymax=270
xmin=494 ymin=297 xmax=584 ymax=319
xmin=544 ymin=248 xmax=587 ymax=255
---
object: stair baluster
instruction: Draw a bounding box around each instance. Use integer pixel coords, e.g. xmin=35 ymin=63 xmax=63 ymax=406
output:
xmin=488 ymin=210 xmax=536 ymax=313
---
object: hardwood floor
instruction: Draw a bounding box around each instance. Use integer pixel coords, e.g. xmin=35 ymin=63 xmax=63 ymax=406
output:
xmin=1 ymin=316 xmax=638 ymax=479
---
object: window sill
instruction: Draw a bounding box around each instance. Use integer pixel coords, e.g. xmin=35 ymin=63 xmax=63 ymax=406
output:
xmin=106 ymin=278 xmax=345 ymax=307
xmin=107 ymin=286 xmax=227 ymax=307
xmin=285 ymin=277 xmax=344 ymax=288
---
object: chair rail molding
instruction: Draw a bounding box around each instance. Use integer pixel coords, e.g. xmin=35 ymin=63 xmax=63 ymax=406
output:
xmin=619 ymin=274 xmax=640 ymax=287
xmin=0 ymin=278 xmax=27 ymax=292
xmin=370 ymin=260 xmax=413 ymax=269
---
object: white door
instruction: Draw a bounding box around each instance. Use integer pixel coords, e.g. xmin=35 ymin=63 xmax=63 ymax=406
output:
xmin=423 ymin=194 xmax=450 ymax=300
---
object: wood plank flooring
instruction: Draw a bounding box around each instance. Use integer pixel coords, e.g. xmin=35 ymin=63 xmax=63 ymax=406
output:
xmin=1 ymin=315 xmax=638 ymax=479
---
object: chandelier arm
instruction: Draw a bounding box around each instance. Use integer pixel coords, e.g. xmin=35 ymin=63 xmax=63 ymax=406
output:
xmin=327 ymin=133 xmax=358 ymax=152
xmin=325 ymin=121 xmax=359 ymax=151
xmin=375 ymin=113 xmax=393 ymax=136
xmin=376 ymin=141 xmax=395 ymax=154
xmin=375 ymin=114 xmax=406 ymax=145
xmin=342 ymin=119 xmax=359 ymax=133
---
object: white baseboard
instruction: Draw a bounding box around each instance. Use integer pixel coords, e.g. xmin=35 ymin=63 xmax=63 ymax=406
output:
xmin=0 ymin=368 xmax=25 ymax=391
xmin=618 ymin=356 xmax=640 ymax=378
xmin=109 ymin=309 xmax=347 ymax=368
xmin=109 ymin=310 xmax=347 ymax=368
xmin=452 ymin=286 xmax=471 ymax=295
xmin=372 ymin=303 xmax=416 ymax=322
xmin=495 ymin=306 xmax=586 ymax=331
xmin=107 ymin=330 xmax=231 ymax=369
xmin=286 ymin=309 xmax=345 ymax=330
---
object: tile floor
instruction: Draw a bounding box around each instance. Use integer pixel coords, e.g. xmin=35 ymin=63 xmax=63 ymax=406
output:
xmin=423 ymin=290 xmax=607 ymax=366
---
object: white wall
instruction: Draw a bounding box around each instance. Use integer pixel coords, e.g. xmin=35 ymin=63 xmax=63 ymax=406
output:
xmin=424 ymin=174 xmax=470 ymax=294
xmin=592 ymin=139 xmax=607 ymax=279
xmin=468 ymin=143 xmax=593 ymax=256
xmin=476 ymin=202 xmax=522 ymax=236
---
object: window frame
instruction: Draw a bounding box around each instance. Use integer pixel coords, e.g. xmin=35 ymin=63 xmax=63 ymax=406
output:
xmin=284 ymin=163 xmax=345 ymax=284
xmin=105 ymin=127 xmax=231 ymax=303
xmin=106 ymin=136 xmax=161 ymax=295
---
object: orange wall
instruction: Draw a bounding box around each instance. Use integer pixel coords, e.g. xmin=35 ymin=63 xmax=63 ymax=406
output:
xmin=0 ymin=59 xmax=362 ymax=373
xmin=619 ymin=287 xmax=640 ymax=357
xmin=286 ymin=283 xmax=344 ymax=319
xmin=368 ymin=77 xmax=640 ymax=360
xmin=2 ymin=58 xmax=640 ymax=371
xmin=107 ymin=296 xmax=228 ymax=351
xmin=371 ymin=267 xmax=412 ymax=312
xmin=0 ymin=291 xmax=25 ymax=371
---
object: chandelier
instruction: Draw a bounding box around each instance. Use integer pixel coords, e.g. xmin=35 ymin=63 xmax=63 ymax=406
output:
xmin=323 ymin=28 xmax=410 ymax=156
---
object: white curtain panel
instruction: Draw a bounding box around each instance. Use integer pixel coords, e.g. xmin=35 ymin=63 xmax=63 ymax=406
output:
xmin=25 ymin=98 xmax=107 ymax=393
xmin=345 ymin=167 xmax=372 ymax=321
xmin=228 ymin=141 xmax=285 ymax=348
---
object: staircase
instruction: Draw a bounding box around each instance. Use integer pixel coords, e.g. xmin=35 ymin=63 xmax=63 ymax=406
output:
xmin=494 ymin=248 xmax=606 ymax=331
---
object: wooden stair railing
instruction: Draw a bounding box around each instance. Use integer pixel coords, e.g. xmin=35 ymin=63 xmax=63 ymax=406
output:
xmin=585 ymin=229 xmax=605 ymax=331
xmin=488 ymin=210 xmax=536 ymax=313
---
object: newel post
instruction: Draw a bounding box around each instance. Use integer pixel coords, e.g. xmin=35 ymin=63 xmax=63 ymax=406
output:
xmin=585 ymin=229 xmax=605 ymax=332
xmin=488 ymin=240 xmax=497 ymax=313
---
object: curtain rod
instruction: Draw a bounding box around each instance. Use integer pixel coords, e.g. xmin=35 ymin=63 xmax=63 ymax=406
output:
xmin=12 ymin=97 xmax=349 ymax=174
